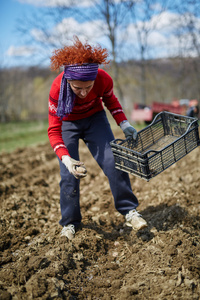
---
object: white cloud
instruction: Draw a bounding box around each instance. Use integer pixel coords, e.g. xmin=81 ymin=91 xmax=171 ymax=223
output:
xmin=18 ymin=0 xmax=96 ymax=7
xmin=125 ymin=10 xmax=200 ymax=58
xmin=30 ymin=10 xmax=200 ymax=60
xmin=31 ymin=17 xmax=108 ymax=46
xmin=6 ymin=45 xmax=36 ymax=57
xmin=150 ymin=2 xmax=162 ymax=12
xmin=148 ymin=31 xmax=167 ymax=46
xmin=10 ymin=4 xmax=200 ymax=62
xmin=150 ymin=11 xmax=178 ymax=33
xmin=149 ymin=12 xmax=200 ymax=57
xmin=127 ymin=11 xmax=178 ymax=38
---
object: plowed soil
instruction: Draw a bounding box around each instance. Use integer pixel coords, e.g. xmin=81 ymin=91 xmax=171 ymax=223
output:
xmin=0 ymin=129 xmax=200 ymax=300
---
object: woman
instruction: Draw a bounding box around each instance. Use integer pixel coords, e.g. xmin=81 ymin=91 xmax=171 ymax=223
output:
xmin=48 ymin=37 xmax=147 ymax=240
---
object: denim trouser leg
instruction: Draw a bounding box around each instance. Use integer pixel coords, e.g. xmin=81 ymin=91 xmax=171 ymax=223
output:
xmin=58 ymin=132 xmax=82 ymax=226
xmin=59 ymin=159 xmax=81 ymax=226
xmin=59 ymin=111 xmax=138 ymax=227
xmin=83 ymin=111 xmax=138 ymax=215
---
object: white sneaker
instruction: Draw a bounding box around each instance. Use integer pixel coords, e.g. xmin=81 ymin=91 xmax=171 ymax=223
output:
xmin=60 ymin=224 xmax=75 ymax=240
xmin=125 ymin=209 xmax=147 ymax=230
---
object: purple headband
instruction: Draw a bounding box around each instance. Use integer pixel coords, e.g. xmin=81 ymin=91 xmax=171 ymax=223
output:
xmin=56 ymin=63 xmax=99 ymax=118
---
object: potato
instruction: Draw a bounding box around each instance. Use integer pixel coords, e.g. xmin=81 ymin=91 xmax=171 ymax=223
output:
xmin=75 ymin=165 xmax=87 ymax=174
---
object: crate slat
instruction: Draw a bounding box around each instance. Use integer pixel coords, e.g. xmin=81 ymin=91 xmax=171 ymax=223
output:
xmin=110 ymin=111 xmax=200 ymax=181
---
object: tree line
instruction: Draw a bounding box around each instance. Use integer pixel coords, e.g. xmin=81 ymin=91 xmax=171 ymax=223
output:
xmin=0 ymin=57 xmax=199 ymax=122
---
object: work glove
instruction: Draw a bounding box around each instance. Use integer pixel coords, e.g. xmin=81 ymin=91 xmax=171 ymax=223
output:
xmin=62 ymin=155 xmax=87 ymax=179
xmin=120 ymin=120 xmax=138 ymax=141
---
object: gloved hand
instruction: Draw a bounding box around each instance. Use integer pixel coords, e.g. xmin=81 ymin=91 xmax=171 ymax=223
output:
xmin=120 ymin=120 xmax=138 ymax=141
xmin=62 ymin=155 xmax=87 ymax=179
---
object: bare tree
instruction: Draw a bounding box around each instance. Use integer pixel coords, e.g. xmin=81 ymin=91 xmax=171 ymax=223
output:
xmin=0 ymin=69 xmax=9 ymax=122
xmin=83 ymin=0 xmax=139 ymax=105
xmin=125 ymin=0 xmax=173 ymax=105
xmin=86 ymin=0 xmax=132 ymax=105
xmin=173 ymin=0 xmax=200 ymax=99
xmin=16 ymin=5 xmax=73 ymax=65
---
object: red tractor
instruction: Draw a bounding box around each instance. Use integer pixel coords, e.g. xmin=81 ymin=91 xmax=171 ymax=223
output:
xmin=131 ymin=99 xmax=199 ymax=123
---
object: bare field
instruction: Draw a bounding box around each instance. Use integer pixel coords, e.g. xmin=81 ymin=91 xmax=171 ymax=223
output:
xmin=0 ymin=131 xmax=200 ymax=299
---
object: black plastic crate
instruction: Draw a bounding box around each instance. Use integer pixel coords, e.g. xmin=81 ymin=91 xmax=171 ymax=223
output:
xmin=110 ymin=111 xmax=200 ymax=181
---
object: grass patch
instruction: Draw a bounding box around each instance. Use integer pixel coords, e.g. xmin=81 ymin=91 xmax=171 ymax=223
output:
xmin=0 ymin=120 xmax=49 ymax=153
xmin=0 ymin=116 xmax=146 ymax=153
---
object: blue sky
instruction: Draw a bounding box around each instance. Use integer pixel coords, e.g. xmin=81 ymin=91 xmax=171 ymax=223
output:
xmin=0 ymin=0 xmax=100 ymax=67
xmin=0 ymin=0 xmax=22 ymax=52
xmin=0 ymin=0 xmax=41 ymax=67
xmin=1 ymin=0 xmax=200 ymax=68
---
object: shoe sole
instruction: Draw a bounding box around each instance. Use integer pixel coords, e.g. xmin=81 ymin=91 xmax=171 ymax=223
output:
xmin=60 ymin=233 xmax=75 ymax=240
xmin=125 ymin=221 xmax=148 ymax=230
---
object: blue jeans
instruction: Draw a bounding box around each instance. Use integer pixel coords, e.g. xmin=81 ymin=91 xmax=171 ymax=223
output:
xmin=58 ymin=110 xmax=138 ymax=226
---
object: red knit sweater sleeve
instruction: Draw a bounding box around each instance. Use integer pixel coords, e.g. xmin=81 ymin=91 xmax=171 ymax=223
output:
xmin=100 ymin=70 xmax=127 ymax=125
xmin=48 ymin=73 xmax=70 ymax=160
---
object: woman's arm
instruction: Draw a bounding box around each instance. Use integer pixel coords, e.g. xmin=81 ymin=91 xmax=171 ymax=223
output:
xmin=48 ymin=75 xmax=70 ymax=160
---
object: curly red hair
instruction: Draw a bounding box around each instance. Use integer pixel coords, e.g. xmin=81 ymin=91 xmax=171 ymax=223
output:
xmin=50 ymin=36 xmax=110 ymax=70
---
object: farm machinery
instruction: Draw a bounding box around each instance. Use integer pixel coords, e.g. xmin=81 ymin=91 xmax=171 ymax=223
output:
xmin=131 ymin=99 xmax=199 ymax=123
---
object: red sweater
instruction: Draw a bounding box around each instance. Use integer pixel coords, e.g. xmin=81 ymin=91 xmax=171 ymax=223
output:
xmin=48 ymin=69 xmax=127 ymax=159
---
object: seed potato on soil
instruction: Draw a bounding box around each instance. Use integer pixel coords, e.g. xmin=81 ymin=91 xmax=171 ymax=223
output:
xmin=0 ymin=128 xmax=200 ymax=299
